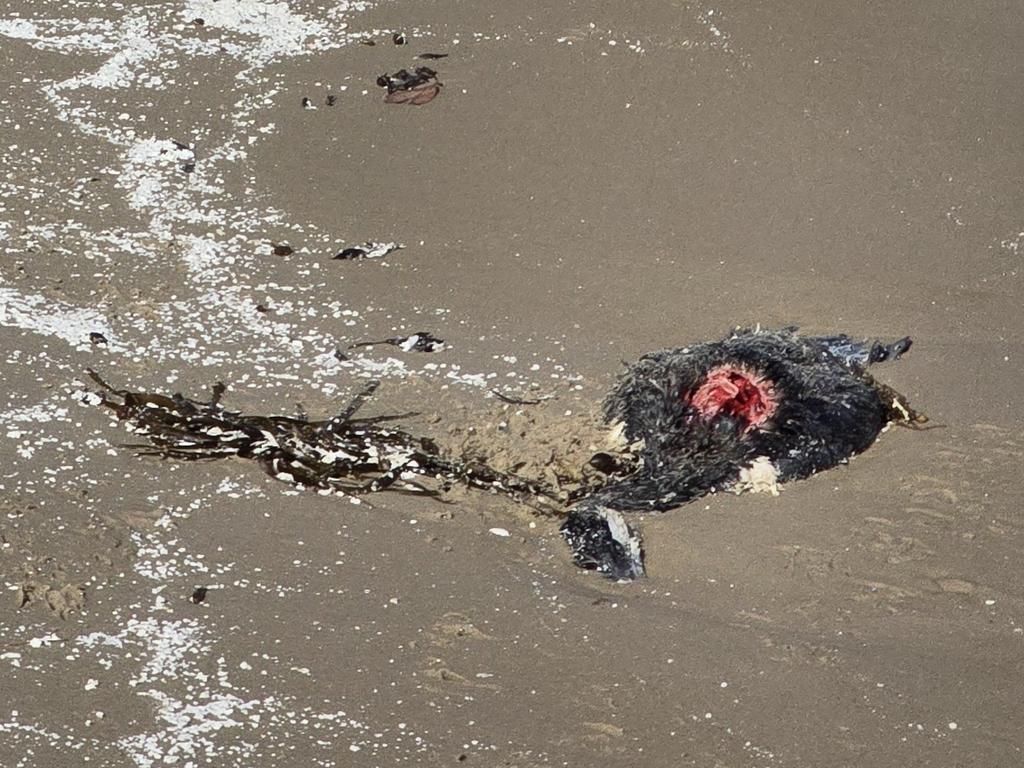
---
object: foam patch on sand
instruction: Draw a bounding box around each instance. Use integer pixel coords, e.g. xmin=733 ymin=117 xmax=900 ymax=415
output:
xmin=0 ymin=284 xmax=123 ymax=352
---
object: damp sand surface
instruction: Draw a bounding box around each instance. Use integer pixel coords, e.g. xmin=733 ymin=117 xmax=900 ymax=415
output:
xmin=1 ymin=1 xmax=1023 ymax=766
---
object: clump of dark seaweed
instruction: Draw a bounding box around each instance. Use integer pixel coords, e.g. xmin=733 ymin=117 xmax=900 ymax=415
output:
xmin=86 ymin=370 xmax=559 ymax=511
xmin=376 ymin=66 xmax=442 ymax=105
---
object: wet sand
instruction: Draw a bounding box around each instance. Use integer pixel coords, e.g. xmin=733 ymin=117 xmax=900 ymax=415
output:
xmin=1 ymin=1 xmax=1023 ymax=765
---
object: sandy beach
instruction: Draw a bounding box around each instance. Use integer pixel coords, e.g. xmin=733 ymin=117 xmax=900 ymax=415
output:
xmin=1 ymin=1 xmax=1023 ymax=765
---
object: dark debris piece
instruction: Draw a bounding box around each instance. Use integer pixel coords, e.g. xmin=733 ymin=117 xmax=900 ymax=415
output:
xmin=416 ymin=53 xmax=448 ymax=59
xmin=349 ymin=332 xmax=446 ymax=353
xmin=377 ymin=67 xmax=442 ymax=105
xmin=86 ymin=371 xmax=557 ymax=511
xmin=326 ymin=94 xmax=337 ymax=106
xmin=171 ymin=139 xmax=196 ymax=173
xmin=272 ymin=243 xmax=294 ymax=256
xmin=393 ymin=32 xmax=407 ymax=45
xmin=190 ymin=586 xmax=208 ymax=604
xmin=332 ymin=242 xmax=402 ymax=260
xmin=89 ymin=332 xmax=108 ymax=345
xmin=301 ymin=96 xmax=313 ymax=109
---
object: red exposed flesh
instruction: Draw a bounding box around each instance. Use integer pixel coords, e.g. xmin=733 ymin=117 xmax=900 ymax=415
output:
xmin=688 ymin=365 xmax=778 ymax=431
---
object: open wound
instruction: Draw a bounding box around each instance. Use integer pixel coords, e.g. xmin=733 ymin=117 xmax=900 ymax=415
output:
xmin=687 ymin=364 xmax=778 ymax=431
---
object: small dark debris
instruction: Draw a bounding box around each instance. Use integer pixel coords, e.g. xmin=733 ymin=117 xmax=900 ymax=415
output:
xmin=333 ymin=348 xmax=349 ymax=362
xmin=417 ymin=52 xmax=448 ymax=60
xmin=171 ymin=140 xmax=196 ymax=173
xmin=378 ymin=65 xmax=436 ymax=90
xmin=332 ymin=242 xmax=401 ymax=260
xmin=301 ymin=96 xmax=313 ymax=109
xmin=190 ymin=586 xmax=208 ymax=604
xmin=336 ymin=246 xmax=368 ymax=259
xmin=89 ymin=332 xmax=108 ymax=345
xmin=350 ymin=332 xmax=446 ymax=353
xmin=192 ymin=17 xmax=205 ymax=26
xmin=326 ymin=94 xmax=337 ymax=106
xmin=273 ymin=243 xmax=294 ymax=256
xmin=393 ymin=32 xmax=407 ymax=45
xmin=255 ymin=304 xmax=271 ymax=314
xmin=359 ymin=38 xmax=376 ymax=46
xmin=377 ymin=67 xmax=442 ymax=105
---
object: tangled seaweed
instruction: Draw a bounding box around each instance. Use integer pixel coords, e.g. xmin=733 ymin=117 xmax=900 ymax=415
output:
xmin=86 ymin=370 xmax=560 ymax=512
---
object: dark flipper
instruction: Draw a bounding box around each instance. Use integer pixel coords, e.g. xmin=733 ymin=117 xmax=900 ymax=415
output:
xmin=813 ymin=335 xmax=912 ymax=368
xmin=560 ymin=504 xmax=645 ymax=580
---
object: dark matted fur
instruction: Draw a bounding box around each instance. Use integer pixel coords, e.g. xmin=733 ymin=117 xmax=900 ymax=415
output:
xmin=561 ymin=328 xmax=914 ymax=578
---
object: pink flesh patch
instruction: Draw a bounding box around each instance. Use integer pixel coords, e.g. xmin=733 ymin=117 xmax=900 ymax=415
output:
xmin=688 ymin=364 xmax=778 ymax=431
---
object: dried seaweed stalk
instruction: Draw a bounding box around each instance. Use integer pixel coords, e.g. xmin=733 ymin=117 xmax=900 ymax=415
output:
xmin=87 ymin=370 xmax=560 ymax=511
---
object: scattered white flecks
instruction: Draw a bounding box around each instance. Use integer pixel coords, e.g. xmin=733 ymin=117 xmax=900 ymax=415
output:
xmin=28 ymin=633 xmax=62 ymax=649
xmin=948 ymin=721 xmax=958 ymax=730
xmin=447 ymin=370 xmax=489 ymax=387
xmin=999 ymin=231 xmax=1023 ymax=254
xmin=0 ymin=285 xmax=123 ymax=352
xmin=84 ymin=679 xmax=99 ymax=691
xmin=182 ymin=0 xmax=331 ymax=73
xmin=489 ymin=527 xmax=511 ymax=537
xmin=985 ymin=599 xmax=996 ymax=606
xmin=0 ymin=401 xmax=70 ymax=424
